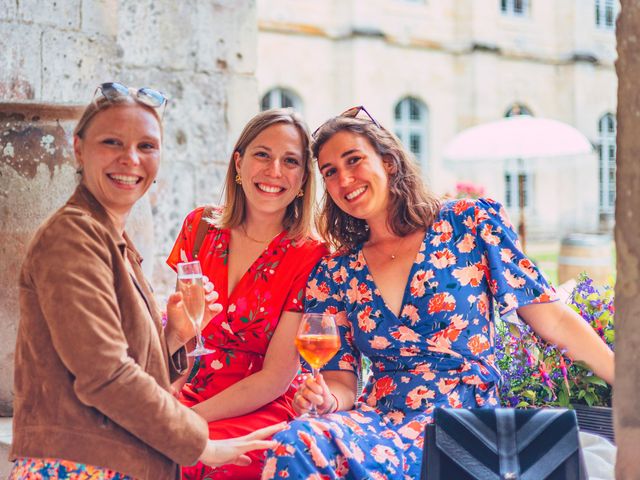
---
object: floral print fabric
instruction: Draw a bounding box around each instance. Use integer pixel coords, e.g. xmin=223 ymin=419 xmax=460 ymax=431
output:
xmin=262 ymin=198 xmax=557 ymax=480
xmin=10 ymin=458 xmax=133 ymax=480
xmin=167 ymin=206 xmax=328 ymax=479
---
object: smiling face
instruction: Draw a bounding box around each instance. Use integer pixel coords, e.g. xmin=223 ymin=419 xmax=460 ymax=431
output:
xmin=318 ymin=130 xmax=393 ymax=225
xmin=73 ymin=104 xmax=162 ymax=222
xmin=234 ymin=122 xmax=306 ymax=222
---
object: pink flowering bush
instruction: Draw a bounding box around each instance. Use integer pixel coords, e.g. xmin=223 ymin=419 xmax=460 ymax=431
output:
xmin=454 ymin=181 xmax=485 ymax=199
xmin=497 ymin=274 xmax=614 ymax=408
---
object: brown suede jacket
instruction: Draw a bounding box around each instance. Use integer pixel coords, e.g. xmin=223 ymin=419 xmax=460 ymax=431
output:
xmin=11 ymin=185 xmax=209 ymax=479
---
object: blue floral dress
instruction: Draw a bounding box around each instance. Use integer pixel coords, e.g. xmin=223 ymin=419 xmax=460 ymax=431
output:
xmin=261 ymin=199 xmax=557 ymax=480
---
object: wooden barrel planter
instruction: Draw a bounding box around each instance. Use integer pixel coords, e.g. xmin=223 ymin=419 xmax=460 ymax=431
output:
xmin=558 ymin=234 xmax=613 ymax=286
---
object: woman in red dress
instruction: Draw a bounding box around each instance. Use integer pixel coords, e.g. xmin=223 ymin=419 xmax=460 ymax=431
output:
xmin=167 ymin=109 xmax=328 ymax=479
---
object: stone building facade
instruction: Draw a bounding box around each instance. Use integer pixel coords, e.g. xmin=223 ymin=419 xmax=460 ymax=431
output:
xmin=256 ymin=0 xmax=619 ymax=238
xmin=0 ymin=0 xmax=258 ymax=417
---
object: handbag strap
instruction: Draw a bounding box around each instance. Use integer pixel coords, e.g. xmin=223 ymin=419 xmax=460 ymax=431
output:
xmin=192 ymin=205 xmax=214 ymax=260
xmin=496 ymin=409 xmax=520 ymax=480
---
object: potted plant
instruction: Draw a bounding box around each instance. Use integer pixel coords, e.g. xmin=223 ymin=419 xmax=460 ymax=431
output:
xmin=496 ymin=274 xmax=615 ymax=442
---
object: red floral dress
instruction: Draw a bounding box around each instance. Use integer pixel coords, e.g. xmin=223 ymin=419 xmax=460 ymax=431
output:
xmin=167 ymin=207 xmax=327 ymax=479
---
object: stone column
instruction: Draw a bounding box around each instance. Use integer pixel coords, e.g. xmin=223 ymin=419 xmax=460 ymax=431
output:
xmin=614 ymin=1 xmax=640 ymax=477
xmin=0 ymin=103 xmax=83 ymax=416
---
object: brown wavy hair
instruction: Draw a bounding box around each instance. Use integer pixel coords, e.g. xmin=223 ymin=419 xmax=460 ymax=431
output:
xmin=217 ymin=108 xmax=315 ymax=240
xmin=312 ymin=116 xmax=441 ymax=251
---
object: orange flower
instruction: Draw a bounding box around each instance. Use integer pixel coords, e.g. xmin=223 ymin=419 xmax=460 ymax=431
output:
xmin=456 ymin=233 xmax=476 ymax=253
xmin=468 ymin=333 xmax=490 ymax=355
xmin=452 ymin=263 xmax=485 ymax=287
xmin=306 ymin=278 xmax=330 ymax=301
xmin=480 ymin=223 xmax=500 ymax=245
xmin=453 ymin=199 xmax=475 ymax=215
xmin=428 ymin=292 xmax=456 ymax=314
xmin=373 ymin=376 xmax=397 ymax=400
xmin=357 ymin=305 xmax=376 ymax=333
xmin=430 ymin=248 xmax=457 ymax=269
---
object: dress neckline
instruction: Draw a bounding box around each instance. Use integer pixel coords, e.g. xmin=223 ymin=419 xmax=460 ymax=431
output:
xmin=357 ymin=230 xmax=428 ymax=321
xmin=223 ymin=228 xmax=289 ymax=301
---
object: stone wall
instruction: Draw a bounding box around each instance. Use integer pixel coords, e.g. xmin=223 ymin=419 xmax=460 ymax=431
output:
xmin=0 ymin=0 xmax=258 ymax=415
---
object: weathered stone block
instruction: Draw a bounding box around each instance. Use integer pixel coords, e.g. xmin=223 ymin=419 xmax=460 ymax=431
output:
xmin=19 ymin=0 xmax=81 ymax=30
xmin=0 ymin=22 xmax=42 ymax=100
xmin=41 ymin=29 xmax=119 ymax=102
xmin=0 ymin=0 xmax=18 ymax=21
xmin=80 ymin=0 xmax=118 ymax=36
xmin=193 ymin=0 xmax=257 ymax=75
xmin=117 ymin=0 xmax=196 ymax=71
xmin=225 ymin=73 xmax=259 ymax=145
xmin=149 ymin=159 xmax=196 ymax=294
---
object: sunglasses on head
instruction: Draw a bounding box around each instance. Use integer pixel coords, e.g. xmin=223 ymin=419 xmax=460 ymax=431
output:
xmin=95 ymin=82 xmax=168 ymax=111
xmin=313 ymin=105 xmax=381 ymax=137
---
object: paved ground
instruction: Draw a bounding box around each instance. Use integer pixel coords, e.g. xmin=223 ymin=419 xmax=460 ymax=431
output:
xmin=0 ymin=417 xmax=12 ymax=477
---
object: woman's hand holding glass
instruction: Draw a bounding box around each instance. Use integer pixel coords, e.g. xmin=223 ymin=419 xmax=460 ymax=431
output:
xmin=165 ymin=264 xmax=222 ymax=355
xmin=293 ymin=373 xmax=337 ymax=416
xmin=293 ymin=313 xmax=340 ymax=416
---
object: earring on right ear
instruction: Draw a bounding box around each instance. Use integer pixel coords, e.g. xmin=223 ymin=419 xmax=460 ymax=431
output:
xmin=235 ymin=174 xmax=242 ymax=185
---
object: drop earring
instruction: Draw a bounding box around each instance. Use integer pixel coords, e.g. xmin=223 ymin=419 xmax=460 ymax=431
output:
xmin=235 ymin=174 xmax=242 ymax=185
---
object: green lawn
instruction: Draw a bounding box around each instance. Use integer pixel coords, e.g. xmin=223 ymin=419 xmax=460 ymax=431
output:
xmin=526 ymin=241 xmax=617 ymax=288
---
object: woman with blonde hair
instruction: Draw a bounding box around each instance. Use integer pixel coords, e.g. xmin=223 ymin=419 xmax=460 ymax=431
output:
xmin=167 ymin=108 xmax=328 ymax=479
xmin=10 ymin=83 xmax=284 ymax=480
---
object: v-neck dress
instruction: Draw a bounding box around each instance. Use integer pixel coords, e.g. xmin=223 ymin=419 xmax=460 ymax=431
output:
xmin=262 ymin=198 xmax=557 ymax=480
xmin=167 ymin=206 xmax=328 ymax=480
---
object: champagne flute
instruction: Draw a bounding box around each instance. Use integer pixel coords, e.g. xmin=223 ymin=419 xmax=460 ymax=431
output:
xmin=176 ymin=260 xmax=214 ymax=357
xmin=294 ymin=312 xmax=341 ymax=416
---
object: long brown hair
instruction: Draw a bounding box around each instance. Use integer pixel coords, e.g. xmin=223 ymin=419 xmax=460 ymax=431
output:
xmin=312 ymin=116 xmax=441 ymax=251
xmin=217 ymin=108 xmax=315 ymax=240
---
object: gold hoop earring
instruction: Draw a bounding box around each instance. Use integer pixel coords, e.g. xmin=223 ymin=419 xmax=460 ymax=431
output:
xmin=235 ymin=174 xmax=242 ymax=185
xmin=296 ymin=190 xmax=304 ymax=198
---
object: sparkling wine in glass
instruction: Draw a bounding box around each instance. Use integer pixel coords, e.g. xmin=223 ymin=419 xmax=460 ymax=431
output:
xmin=295 ymin=313 xmax=340 ymax=416
xmin=176 ymin=260 xmax=214 ymax=357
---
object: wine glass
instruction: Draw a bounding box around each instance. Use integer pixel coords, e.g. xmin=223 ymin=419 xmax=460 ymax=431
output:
xmin=295 ymin=312 xmax=341 ymax=416
xmin=176 ymin=260 xmax=214 ymax=357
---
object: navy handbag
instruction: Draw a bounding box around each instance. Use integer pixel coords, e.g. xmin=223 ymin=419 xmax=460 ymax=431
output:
xmin=421 ymin=408 xmax=587 ymax=480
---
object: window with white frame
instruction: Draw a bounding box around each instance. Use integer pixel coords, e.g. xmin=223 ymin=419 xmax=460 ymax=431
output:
xmin=504 ymin=159 xmax=533 ymax=212
xmin=260 ymin=88 xmax=302 ymax=112
xmin=500 ymin=0 xmax=529 ymax=16
xmin=394 ymin=97 xmax=428 ymax=168
xmin=598 ymin=113 xmax=616 ymax=215
xmin=595 ymin=0 xmax=618 ymax=29
xmin=504 ymin=104 xmax=533 ymax=210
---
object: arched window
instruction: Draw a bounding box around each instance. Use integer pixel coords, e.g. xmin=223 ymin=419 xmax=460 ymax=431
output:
xmin=598 ymin=113 xmax=616 ymax=215
xmin=500 ymin=0 xmax=529 ymax=17
xmin=595 ymin=0 xmax=618 ymax=30
xmin=504 ymin=104 xmax=534 ymax=210
xmin=260 ymin=88 xmax=302 ymax=112
xmin=505 ymin=103 xmax=533 ymax=117
xmin=394 ymin=97 xmax=428 ymax=168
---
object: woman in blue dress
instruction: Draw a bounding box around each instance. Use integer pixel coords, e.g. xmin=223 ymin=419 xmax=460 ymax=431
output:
xmin=261 ymin=108 xmax=615 ymax=480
